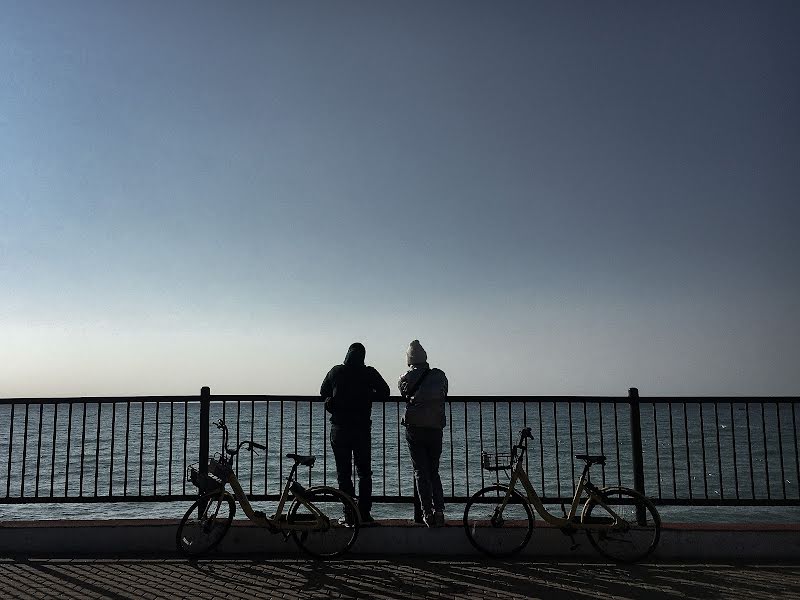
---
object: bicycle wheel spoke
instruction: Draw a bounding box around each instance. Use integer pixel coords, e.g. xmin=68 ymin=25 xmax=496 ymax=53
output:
xmin=176 ymin=492 xmax=235 ymax=557
xmin=463 ymin=485 xmax=534 ymax=557
xmin=289 ymin=487 xmax=359 ymax=559
xmin=582 ymin=488 xmax=660 ymax=563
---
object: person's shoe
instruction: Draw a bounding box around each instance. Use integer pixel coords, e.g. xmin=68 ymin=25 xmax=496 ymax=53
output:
xmin=338 ymin=507 xmax=356 ymax=527
xmin=423 ymin=511 xmax=435 ymax=528
xmin=360 ymin=513 xmax=377 ymax=526
xmin=433 ymin=510 xmax=445 ymax=528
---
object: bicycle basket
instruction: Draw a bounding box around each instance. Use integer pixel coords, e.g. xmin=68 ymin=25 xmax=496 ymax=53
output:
xmin=187 ymin=463 xmax=223 ymax=493
xmin=208 ymin=456 xmax=231 ymax=480
xmin=481 ymin=451 xmax=513 ymax=471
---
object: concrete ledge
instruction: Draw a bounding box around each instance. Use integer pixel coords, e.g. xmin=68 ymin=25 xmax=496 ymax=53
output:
xmin=1 ymin=519 xmax=798 ymax=561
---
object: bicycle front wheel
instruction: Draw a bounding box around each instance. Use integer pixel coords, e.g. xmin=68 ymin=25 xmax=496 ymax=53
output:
xmin=463 ymin=485 xmax=534 ymax=557
xmin=176 ymin=490 xmax=236 ymax=557
xmin=581 ymin=487 xmax=661 ymax=563
xmin=288 ymin=487 xmax=360 ymax=559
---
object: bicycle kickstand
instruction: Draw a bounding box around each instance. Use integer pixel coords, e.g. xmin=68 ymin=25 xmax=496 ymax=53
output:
xmin=559 ymin=526 xmax=581 ymax=552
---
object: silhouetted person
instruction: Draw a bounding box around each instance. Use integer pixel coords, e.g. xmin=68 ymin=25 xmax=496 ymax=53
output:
xmin=399 ymin=340 xmax=448 ymax=527
xmin=321 ymin=342 xmax=389 ymax=524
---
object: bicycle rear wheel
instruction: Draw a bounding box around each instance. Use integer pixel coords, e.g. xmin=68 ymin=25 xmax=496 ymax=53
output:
xmin=463 ymin=485 xmax=534 ymax=557
xmin=581 ymin=487 xmax=661 ymax=563
xmin=176 ymin=490 xmax=236 ymax=557
xmin=288 ymin=486 xmax=360 ymax=559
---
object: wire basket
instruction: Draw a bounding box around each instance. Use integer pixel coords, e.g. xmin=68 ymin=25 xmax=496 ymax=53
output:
xmin=187 ymin=464 xmax=223 ymax=493
xmin=481 ymin=451 xmax=513 ymax=471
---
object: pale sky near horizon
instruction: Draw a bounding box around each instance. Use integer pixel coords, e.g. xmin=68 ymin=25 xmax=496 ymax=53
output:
xmin=2 ymin=1 xmax=799 ymax=398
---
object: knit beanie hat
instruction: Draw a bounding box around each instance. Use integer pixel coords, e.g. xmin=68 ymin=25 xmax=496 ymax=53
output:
xmin=406 ymin=340 xmax=427 ymax=365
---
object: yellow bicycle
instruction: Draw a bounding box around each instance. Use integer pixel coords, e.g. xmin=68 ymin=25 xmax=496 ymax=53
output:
xmin=177 ymin=419 xmax=359 ymax=559
xmin=464 ymin=427 xmax=661 ymax=563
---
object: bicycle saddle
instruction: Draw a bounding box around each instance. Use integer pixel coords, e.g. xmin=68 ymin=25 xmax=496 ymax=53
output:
xmin=286 ymin=453 xmax=316 ymax=467
xmin=575 ymin=454 xmax=606 ymax=466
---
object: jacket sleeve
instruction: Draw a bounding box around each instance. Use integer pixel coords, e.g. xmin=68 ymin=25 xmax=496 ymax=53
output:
xmin=370 ymin=368 xmax=391 ymax=401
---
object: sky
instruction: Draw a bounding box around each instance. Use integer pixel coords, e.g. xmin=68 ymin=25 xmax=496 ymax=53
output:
xmin=1 ymin=1 xmax=798 ymax=398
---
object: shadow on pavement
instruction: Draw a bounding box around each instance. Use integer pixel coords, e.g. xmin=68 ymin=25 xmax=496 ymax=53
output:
xmin=2 ymin=556 xmax=799 ymax=599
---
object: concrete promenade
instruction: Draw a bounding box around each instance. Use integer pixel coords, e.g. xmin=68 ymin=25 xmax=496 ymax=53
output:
xmin=1 ymin=556 xmax=799 ymax=600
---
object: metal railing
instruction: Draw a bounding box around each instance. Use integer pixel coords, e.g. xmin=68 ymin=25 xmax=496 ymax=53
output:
xmin=1 ymin=388 xmax=798 ymax=508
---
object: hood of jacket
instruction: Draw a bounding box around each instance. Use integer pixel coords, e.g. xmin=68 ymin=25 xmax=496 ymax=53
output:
xmin=343 ymin=343 xmax=366 ymax=367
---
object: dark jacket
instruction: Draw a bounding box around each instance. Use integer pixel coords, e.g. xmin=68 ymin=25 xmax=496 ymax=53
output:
xmin=321 ymin=344 xmax=390 ymax=428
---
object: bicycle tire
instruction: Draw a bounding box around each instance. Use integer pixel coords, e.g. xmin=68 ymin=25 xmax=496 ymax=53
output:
xmin=463 ymin=484 xmax=534 ymax=557
xmin=581 ymin=486 xmax=661 ymax=563
xmin=176 ymin=490 xmax=236 ymax=557
xmin=288 ymin=486 xmax=360 ymax=559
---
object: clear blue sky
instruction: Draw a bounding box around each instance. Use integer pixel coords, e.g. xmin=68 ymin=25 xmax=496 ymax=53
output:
xmin=2 ymin=1 xmax=798 ymax=397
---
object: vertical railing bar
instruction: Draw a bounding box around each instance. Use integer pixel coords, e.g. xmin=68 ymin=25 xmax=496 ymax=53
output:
xmin=168 ymin=401 xmax=174 ymax=496
xmin=653 ymin=403 xmax=662 ymax=499
xmin=250 ymin=399 xmax=255 ymax=494
xmin=523 ymin=401 xmax=529 ymax=476
xmin=793 ymin=402 xmax=799 ymax=501
xmin=761 ymin=403 xmax=771 ymax=500
xmin=110 ymin=402 xmax=117 ymax=497
xmin=138 ymin=402 xmax=145 ymax=496
xmin=236 ymin=400 xmax=241 ymax=473
xmin=568 ymin=401 xmax=575 ymax=491
xmin=293 ymin=399 xmax=298 ymax=455
xmin=492 ymin=401 xmax=499 ymax=468
xmin=554 ymin=402 xmax=561 ymax=498
xmin=94 ymin=403 xmax=101 ymax=497
xmin=776 ymin=403 xmax=786 ymax=500
xmin=699 ymin=402 xmax=708 ymax=499
xmin=6 ymin=403 xmax=15 ymax=497
xmin=479 ymin=402 xmax=485 ymax=490
xmin=154 ymin=401 xmax=160 ymax=495
xmin=464 ymin=402 xmax=470 ymax=497
xmin=50 ymin=404 xmax=58 ymax=497
xmin=395 ymin=402 xmax=400 ymax=493
xmin=21 ymin=403 xmax=30 ymax=497
xmin=538 ymin=402 xmax=544 ymax=492
xmin=714 ymin=402 xmax=723 ymax=500
xmin=582 ymin=401 xmax=589 ymax=454
xmin=123 ymin=402 xmax=130 ymax=496
xmin=381 ymin=402 xmax=390 ymax=496
xmin=65 ymin=403 xmax=73 ymax=497
xmin=730 ymin=403 xmax=739 ymax=500
xmin=308 ymin=399 xmax=313 ymax=487
xmin=669 ymin=403 xmax=677 ymax=498
xmin=613 ymin=403 xmax=620 ymax=486
xmin=265 ymin=400 xmax=270 ymax=494
xmin=182 ymin=400 xmax=188 ymax=496
xmin=598 ymin=402 xmax=606 ymax=487
xmin=279 ymin=400 xmax=284 ymax=487
xmin=745 ymin=403 xmax=755 ymax=498
xmin=450 ymin=401 xmax=455 ymax=497
xmin=35 ymin=403 xmax=44 ymax=498
xmin=683 ymin=402 xmax=691 ymax=500
xmin=79 ymin=402 xmax=87 ymax=497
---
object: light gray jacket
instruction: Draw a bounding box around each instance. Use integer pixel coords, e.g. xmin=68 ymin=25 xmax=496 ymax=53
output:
xmin=399 ymin=363 xmax=448 ymax=429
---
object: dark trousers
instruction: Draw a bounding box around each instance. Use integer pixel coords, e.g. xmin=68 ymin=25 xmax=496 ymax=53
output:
xmin=330 ymin=424 xmax=373 ymax=516
xmin=405 ymin=425 xmax=444 ymax=513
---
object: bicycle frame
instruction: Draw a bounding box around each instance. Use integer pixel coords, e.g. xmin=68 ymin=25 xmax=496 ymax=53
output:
xmin=500 ymin=444 xmax=626 ymax=530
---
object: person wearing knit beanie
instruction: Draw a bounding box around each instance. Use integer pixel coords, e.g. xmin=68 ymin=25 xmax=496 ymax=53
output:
xmin=406 ymin=340 xmax=427 ymax=366
xmin=398 ymin=340 xmax=449 ymax=528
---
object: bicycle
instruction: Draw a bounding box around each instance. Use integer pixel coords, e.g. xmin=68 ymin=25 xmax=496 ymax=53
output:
xmin=463 ymin=427 xmax=661 ymax=563
xmin=176 ymin=419 xmax=360 ymax=559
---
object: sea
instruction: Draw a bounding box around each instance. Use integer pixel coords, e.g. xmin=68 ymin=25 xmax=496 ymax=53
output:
xmin=1 ymin=400 xmax=798 ymax=523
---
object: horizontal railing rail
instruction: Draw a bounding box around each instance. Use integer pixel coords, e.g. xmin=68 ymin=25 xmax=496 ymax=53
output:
xmin=1 ymin=389 xmax=798 ymax=510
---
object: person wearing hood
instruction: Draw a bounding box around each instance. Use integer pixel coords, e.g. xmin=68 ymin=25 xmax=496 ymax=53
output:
xmin=399 ymin=340 xmax=449 ymax=528
xmin=321 ymin=342 xmax=390 ymax=524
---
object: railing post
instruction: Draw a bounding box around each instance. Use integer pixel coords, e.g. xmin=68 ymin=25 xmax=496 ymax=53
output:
xmin=628 ymin=387 xmax=646 ymax=523
xmin=198 ymin=387 xmax=210 ymax=513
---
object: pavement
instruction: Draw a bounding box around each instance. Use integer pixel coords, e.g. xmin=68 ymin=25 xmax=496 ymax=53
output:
xmin=1 ymin=556 xmax=799 ymax=600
